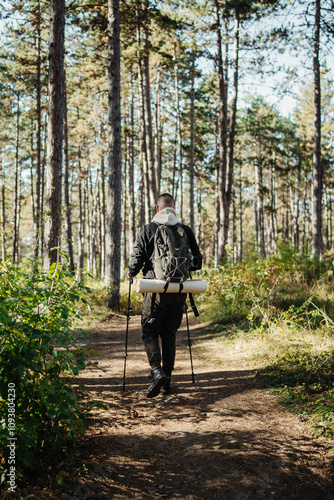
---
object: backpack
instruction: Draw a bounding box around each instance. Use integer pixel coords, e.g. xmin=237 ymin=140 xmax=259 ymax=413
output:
xmin=153 ymin=223 xmax=192 ymax=285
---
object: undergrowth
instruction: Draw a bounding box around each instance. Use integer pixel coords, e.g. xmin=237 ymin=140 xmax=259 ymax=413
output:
xmin=0 ymin=260 xmax=95 ymax=495
xmin=198 ymin=246 xmax=334 ymax=439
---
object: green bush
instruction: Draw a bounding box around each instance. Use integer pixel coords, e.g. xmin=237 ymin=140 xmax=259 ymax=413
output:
xmin=199 ymin=247 xmax=334 ymax=328
xmin=0 ymin=261 xmax=89 ymax=481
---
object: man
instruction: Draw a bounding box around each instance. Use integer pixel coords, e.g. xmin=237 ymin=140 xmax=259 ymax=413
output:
xmin=127 ymin=193 xmax=202 ymax=398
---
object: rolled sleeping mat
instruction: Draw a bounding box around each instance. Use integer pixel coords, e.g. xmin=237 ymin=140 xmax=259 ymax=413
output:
xmin=135 ymin=279 xmax=207 ymax=294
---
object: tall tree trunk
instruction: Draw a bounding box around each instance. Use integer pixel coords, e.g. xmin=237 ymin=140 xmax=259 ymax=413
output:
xmin=106 ymin=0 xmax=122 ymax=310
xmin=40 ymin=113 xmax=47 ymax=262
xmin=154 ymin=69 xmax=162 ymax=193
xmin=63 ymin=77 xmax=75 ymax=272
xmin=100 ymin=153 xmax=106 ymax=278
xmin=77 ymin=153 xmax=84 ymax=281
xmin=136 ymin=7 xmax=150 ymax=223
xmin=329 ymin=189 xmax=333 ymax=249
xmin=121 ymin=141 xmax=127 ymax=278
xmin=174 ymin=45 xmax=183 ymax=218
xmin=232 ymin=187 xmax=237 ymax=264
xmin=225 ymin=10 xmax=240 ymax=251
xmin=34 ymin=0 xmax=42 ymax=260
xmin=238 ymin=167 xmax=243 ymax=262
xmin=255 ymin=154 xmax=265 ymax=258
xmin=84 ymin=179 xmax=90 ymax=272
xmin=44 ymin=0 xmax=65 ymax=269
xmin=214 ymin=0 xmax=228 ymax=263
xmin=294 ymin=161 xmax=301 ymax=251
xmin=128 ymin=73 xmax=136 ymax=253
xmin=189 ymin=45 xmax=195 ymax=231
xmin=142 ymin=0 xmax=157 ymax=213
xmin=214 ymin=5 xmax=239 ymax=262
xmin=311 ymin=0 xmax=322 ymax=258
xmin=13 ymin=93 xmax=20 ymax=264
xmin=0 ymin=155 xmax=6 ymax=262
xmin=324 ymin=186 xmax=330 ymax=250
xmin=302 ymin=180 xmax=308 ymax=253
xmin=30 ymin=126 xmax=36 ymax=235
xmin=88 ymin=173 xmax=97 ymax=277
xmin=269 ymin=161 xmax=277 ymax=255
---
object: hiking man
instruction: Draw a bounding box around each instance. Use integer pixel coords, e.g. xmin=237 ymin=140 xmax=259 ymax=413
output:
xmin=127 ymin=193 xmax=202 ymax=398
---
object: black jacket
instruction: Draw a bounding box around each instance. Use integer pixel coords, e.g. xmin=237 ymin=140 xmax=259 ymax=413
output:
xmin=128 ymin=222 xmax=202 ymax=279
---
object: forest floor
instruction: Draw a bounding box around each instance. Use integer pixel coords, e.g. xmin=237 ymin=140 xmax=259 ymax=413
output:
xmin=24 ymin=314 xmax=334 ymax=499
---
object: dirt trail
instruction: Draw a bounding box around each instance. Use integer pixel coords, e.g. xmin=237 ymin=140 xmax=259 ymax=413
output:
xmin=70 ymin=314 xmax=333 ymax=500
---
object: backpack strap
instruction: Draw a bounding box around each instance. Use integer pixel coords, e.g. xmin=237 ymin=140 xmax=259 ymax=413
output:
xmin=163 ymin=279 xmax=170 ymax=293
xmin=188 ymin=293 xmax=199 ymax=317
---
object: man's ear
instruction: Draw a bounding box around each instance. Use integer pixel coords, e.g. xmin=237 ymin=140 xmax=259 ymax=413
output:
xmin=156 ymin=205 xmax=160 ymax=212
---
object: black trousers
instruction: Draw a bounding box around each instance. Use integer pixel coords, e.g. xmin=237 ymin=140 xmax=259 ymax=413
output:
xmin=141 ymin=292 xmax=186 ymax=376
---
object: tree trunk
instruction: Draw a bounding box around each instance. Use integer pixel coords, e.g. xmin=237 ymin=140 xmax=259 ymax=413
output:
xmin=40 ymin=113 xmax=47 ymax=262
xmin=121 ymin=141 xmax=127 ymax=278
xmin=215 ymin=5 xmax=239 ymax=263
xmin=213 ymin=0 xmax=228 ymax=263
xmin=63 ymin=77 xmax=75 ymax=272
xmin=77 ymin=152 xmax=84 ymax=281
xmin=311 ymin=0 xmax=322 ymax=258
xmin=0 ymin=155 xmax=6 ymax=262
xmin=154 ymin=69 xmax=162 ymax=193
xmin=136 ymin=7 xmax=150 ymax=223
xmin=44 ymin=0 xmax=65 ymax=269
xmin=128 ymin=73 xmax=136 ymax=253
xmin=225 ymin=10 xmax=240 ymax=250
xmin=294 ymin=161 xmax=301 ymax=251
xmin=269 ymin=161 xmax=277 ymax=255
xmin=142 ymin=0 xmax=157 ymax=214
xmin=13 ymin=93 xmax=20 ymax=264
xmin=106 ymin=0 xmax=122 ymax=310
xmin=255 ymin=154 xmax=265 ymax=258
xmin=30 ymin=127 xmax=36 ymax=236
xmin=100 ymin=153 xmax=106 ymax=278
xmin=238 ymin=167 xmax=243 ymax=262
xmin=34 ymin=0 xmax=42 ymax=260
xmin=189 ymin=45 xmax=195 ymax=231
xmin=302 ymin=180 xmax=308 ymax=253
xmin=174 ymin=47 xmax=183 ymax=218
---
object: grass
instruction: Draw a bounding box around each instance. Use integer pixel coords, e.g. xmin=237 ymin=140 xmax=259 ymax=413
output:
xmin=196 ymin=249 xmax=334 ymax=440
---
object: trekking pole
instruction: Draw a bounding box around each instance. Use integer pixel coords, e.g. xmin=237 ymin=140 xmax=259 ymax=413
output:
xmin=122 ymin=277 xmax=133 ymax=392
xmin=184 ymin=298 xmax=195 ymax=383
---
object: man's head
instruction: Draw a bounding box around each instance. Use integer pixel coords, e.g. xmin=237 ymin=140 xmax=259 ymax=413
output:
xmin=156 ymin=193 xmax=175 ymax=212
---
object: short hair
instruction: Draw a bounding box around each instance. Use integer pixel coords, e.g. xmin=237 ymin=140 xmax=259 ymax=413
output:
xmin=156 ymin=193 xmax=175 ymax=209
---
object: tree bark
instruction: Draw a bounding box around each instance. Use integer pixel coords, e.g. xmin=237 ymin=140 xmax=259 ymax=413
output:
xmin=0 ymin=155 xmax=6 ymax=262
xmin=238 ymin=167 xmax=243 ymax=262
xmin=225 ymin=10 xmax=240 ymax=242
xmin=34 ymin=0 xmax=42 ymax=260
xmin=214 ymin=4 xmax=239 ymax=263
xmin=13 ymin=92 xmax=20 ymax=264
xmin=136 ymin=7 xmax=150 ymax=223
xmin=311 ymin=0 xmax=322 ymax=258
xmin=154 ymin=69 xmax=162 ymax=193
xmin=174 ymin=45 xmax=183 ymax=218
xmin=106 ymin=0 xmax=122 ymax=310
xmin=63 ymin=77 xmax=75 ymax=272
xmin=189 ymin=45 xmax=195 ymax=232
xmin=142 ymin=0 xmax=157 ymax=213
xmin=44 ymin=0 xmax=65 ymax=269
xmin=255 ymin=153 xmax=265 ymax=258
xmin=77 ymin=151 xmax=84 ymax=281
xmin=128 ymin=73 xmax=136 ymax=253
xmin=214 ymin=0 xmax=228 ymax=263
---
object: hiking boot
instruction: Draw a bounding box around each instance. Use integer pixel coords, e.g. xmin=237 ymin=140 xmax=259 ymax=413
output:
xmin=147 ymin=367 xmax=167 ymax=398
xmin=163 ymin=377 xmax=172 ymax=395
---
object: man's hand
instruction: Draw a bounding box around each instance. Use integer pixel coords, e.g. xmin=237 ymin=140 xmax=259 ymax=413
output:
xmin=126 ymin=270 xmax=133 ymax=279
